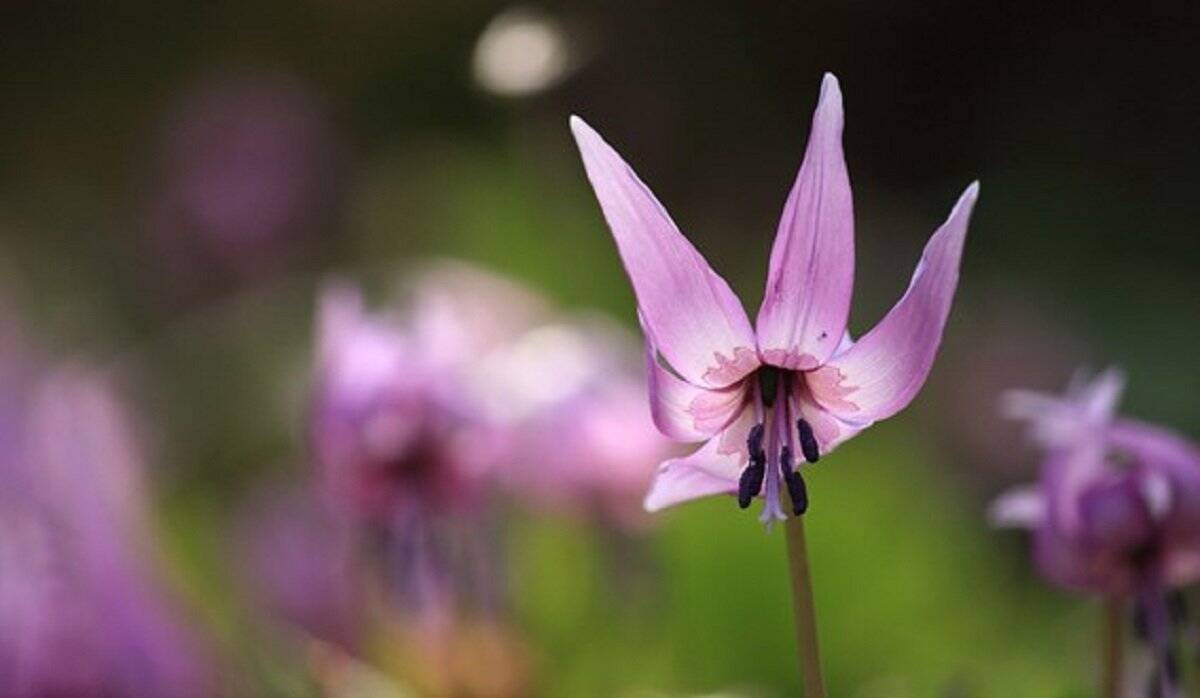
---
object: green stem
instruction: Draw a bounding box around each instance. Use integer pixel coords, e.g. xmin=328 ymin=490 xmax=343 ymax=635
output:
xmin=1103 ymin=596 xmax=1123 ymax=698
xmin=785 ymin=515 xmax=826 ymax=697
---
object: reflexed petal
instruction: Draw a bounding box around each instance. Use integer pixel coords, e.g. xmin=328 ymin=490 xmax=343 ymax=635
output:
xmin=988 ymin=486 xmax=1046 ymax=528
xmin=1003 ymin=368 xmax=1125 ymax=448
xmin=571 ymin=116 xmax=758 ymax=388
xmin=757 ymin=73 xmax=855 ymax=371
xmin=1109 ymin=418 xmax=1200 ymax=474
xmin=808 ymin=182 xmax=979 ymax=422
xmin=643 ymin=438 xmax=741 ymax=512
xmin=1110 ymin=419 xmax=1200 ymax=535
xmin=645 ymin=336 xmax=748 ymax=442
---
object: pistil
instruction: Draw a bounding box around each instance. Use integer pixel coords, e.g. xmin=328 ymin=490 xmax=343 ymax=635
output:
xmin=759 ymin=389 xmax=788 ymax=524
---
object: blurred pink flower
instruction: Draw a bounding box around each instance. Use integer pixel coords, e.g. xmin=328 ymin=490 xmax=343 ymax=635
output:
xmin=993 ymin=369 xmax=1200 ymax=595
xmin=307 ymin=262 xmax=550 ymax=626
xmin=992 ymin=369 xmax=1200 ymax=692
xmin=571 ymin=73 xmax=979 ymax=526
xmin=0 ymin=366 xmax=211 ymax=697
xmin=481 ymin=320 xmax=675 ymax=530
xmin=310 ymin=281 xmax=502 ymax=522
xmin=144 ymin=70 xmax=344 ymax=296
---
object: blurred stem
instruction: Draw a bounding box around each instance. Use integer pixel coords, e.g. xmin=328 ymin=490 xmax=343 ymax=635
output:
xmin=1103 ymin=596 xmax=1123 ymax=698
xmin=785 ymin=515 xmax=826 ymax=697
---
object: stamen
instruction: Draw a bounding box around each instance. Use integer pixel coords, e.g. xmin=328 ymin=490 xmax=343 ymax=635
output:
xmin=747 ymin=423 xmax=766 ymax=463
xmin=738 ymin=423 xmax=767 ymax=509
xmin=796 ymin=418 xmax=820 ymax=463
xmin=757 ymin=378 xmax=788 ymax=527
xmin=780 ymin=445 xmax=809 ymax=515
xmin=738 ymin=462 xmax=765 ymax=509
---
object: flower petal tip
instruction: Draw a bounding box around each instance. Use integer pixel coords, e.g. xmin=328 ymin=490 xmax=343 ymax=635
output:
xmin=945 ymin=181 xmax=980 ymax=226
xmin=642 ymin=492 xmax=666 ymax=514
xmin=820 ymin=72 xmax=841 ymax=95
xmin=813 ymin=73 xmax=844 ymax=128
xmin=568 ymin=115 xmax=602 ymax=150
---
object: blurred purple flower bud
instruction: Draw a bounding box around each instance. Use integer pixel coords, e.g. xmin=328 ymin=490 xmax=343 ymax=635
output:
xmin=144 ymin=70 xmax=344 ymax=298
xmin=0 ymin=366 xmax=212 ymax=696
xmin=0 ymin=502 xmax=110 ymax=694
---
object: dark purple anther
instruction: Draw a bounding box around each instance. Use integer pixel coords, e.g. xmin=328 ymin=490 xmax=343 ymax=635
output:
xmin=797 ymin=418 xmax=820 ymax=463
xmin=785 ymin=470 xmax=809 ymax=515
xmin=780 ymin=446 xmax=809 ymax=515
xmin=747 ymin=423 xmax=766 ymax=463
xmin=738 ymin=461 xmax=765 ymax=509
xmin=738 ymin=423 xmax=769 ymax=509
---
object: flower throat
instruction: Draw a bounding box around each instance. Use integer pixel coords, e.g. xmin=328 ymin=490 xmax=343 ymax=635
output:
xmin=737 ymin=367 xmax=819 ymax=521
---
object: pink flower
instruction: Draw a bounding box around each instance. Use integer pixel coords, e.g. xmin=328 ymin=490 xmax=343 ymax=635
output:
xmin=992 ymin=369 xmax=1200 ymax=596
xmin=570 ymin=73 xmax=979 ymax=525
xmin=991 ymin=369 xmax=1200 ymax=693
xmin=309 ymin=281 xmax=495 ymax=522
xmin=309 ymin=262 xmax=556 ymax=523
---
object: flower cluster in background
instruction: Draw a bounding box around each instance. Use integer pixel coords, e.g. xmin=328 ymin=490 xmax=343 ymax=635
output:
xmin=241 ymin=260 xmax=673 ymax=694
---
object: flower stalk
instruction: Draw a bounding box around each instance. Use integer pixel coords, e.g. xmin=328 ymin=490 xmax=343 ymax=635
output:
xmin=1103 ymin=596 xmax=1123 ymax=698
xmin=785 ymin=515 xmax=826 ymax=697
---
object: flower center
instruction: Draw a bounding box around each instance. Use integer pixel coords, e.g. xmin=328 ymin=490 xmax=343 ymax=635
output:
xmin=736 ymin=367 xmax=820 ymax=522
